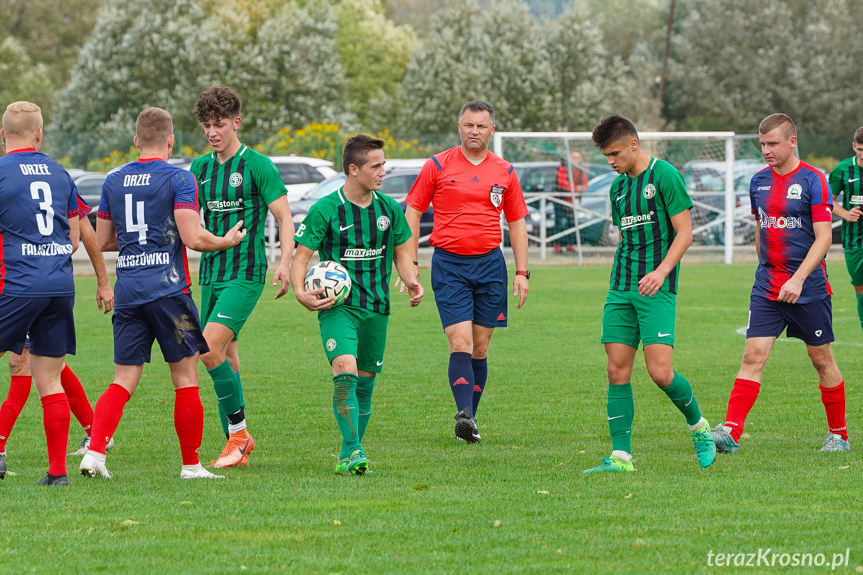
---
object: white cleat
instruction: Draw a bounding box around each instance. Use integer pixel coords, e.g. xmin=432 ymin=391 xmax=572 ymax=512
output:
xmin=69 ymin=435 xmax=114 ymax=457
xmin=79 ymin=450 xmax=112 ymax=479
xmin=180 ymin=464 xmax=225 ymax=479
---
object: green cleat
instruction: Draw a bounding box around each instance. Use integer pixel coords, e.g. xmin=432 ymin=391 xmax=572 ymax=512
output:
xmin=347 ymin=449 xmax=369 ymax=475
xmin=334 ymin=457 xmax=350 ymax=475
xmin=710 ymin=424 xmax=740 ymax=454
xmin=582 ymin=455 xmax=635 ymax=474
xmin=691 ymin=419 xmax=716 ymax=467
xmin=819 ymin=433 xmax=850 ymax=452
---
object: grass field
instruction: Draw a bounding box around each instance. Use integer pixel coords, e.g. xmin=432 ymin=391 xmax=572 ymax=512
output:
xmin=2 ymin=262 xmax=861 ymax=574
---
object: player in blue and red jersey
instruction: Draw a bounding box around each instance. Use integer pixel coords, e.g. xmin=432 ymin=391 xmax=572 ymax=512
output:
xmin=0 ymin=101 xmax=81 ymax=486
xmin=404 ymin=100 xmax=530 ymax=443
xmin=711 ymin=113 xmax=849 ymax=454
xmin=0 ymin=192 xmax=115 ymax=481
xmin=79 ymin=107 xmax=245 ymax=480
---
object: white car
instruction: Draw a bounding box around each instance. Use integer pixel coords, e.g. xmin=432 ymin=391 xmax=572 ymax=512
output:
xmin=269 ymin=156 xmax=338 ymax=203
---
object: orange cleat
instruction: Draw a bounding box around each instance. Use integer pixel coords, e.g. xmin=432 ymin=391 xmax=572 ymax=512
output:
xmin=212 ymin=430 xmax=255 ymax=468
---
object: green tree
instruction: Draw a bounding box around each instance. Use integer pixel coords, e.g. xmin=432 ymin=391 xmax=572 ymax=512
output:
xmin=335 ymin=0 xmax=415 ymax=131
xmin=0 ymin=38 xmax=55 ymax=116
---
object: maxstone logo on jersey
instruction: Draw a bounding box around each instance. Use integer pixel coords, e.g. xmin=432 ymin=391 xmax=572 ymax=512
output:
xmin=206 ymin=198 xmax=244 ymax=212
xmin=343 ymin=247 xmax=385 ymax=259
xmin=619 ymin=212 xmax=654 ymax=229
xmin=758 ymin=207 xmax=803 ymax=229
xmin=850 ymin=195 xmax=863 ymax=204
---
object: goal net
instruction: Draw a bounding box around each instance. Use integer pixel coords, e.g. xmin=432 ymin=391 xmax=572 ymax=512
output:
xmin=492 ymin=131 xmax=764 ymax=264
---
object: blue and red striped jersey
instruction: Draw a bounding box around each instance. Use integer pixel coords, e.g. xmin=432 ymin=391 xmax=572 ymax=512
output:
xmin=98 ymin=158 xmax=199 ymax=308
xmin=0 ymin=149 xmax=78 ymax=296
xmin=749 ymin=161 xmax=833 ymax=303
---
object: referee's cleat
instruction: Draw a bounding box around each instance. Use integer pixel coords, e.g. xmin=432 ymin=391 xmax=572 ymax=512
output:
xmin=0 ymin=450 xmax=6 ymax=480
xmin=454 ymin=411 xmax=481 ymax=443
xmin=79 ymin=451 xmax=112 ymax=479
xmin=582 ymin=455 xmax=635 ymax=474
xmin=34 ymin=473 xmax=69 ymax=486
xmin=819 ymin=433 xmax=850 ymax=452
xmin=691 ymin=419 xmax=717 ymax=468
xmin=347 ymin=449 xmax=368 ymax=475
xmin=710 ymin=424 xmax=740 ymax=454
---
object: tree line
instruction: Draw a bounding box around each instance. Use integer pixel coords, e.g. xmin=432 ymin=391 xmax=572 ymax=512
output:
xmin=2 ymin=0 xmax=861 ymax=166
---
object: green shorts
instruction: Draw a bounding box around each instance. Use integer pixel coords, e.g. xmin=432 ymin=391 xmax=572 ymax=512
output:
xmin=200 ymin=280 xmax=265 ymax=336
xmin=845 ymin=247 xmax=863 ymax=286
xmin=601 ymin=289 xmax=676 ymax=348
xmin=318 ymin=305 xmax=389 ymax=373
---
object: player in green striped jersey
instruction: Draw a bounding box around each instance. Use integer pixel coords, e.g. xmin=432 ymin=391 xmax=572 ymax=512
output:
xmin=291 ymin=135 xmax=423 ymax=475
xmin=191 ymin=86 xmax=295 ymax=468
xmin=583 ymin=115 xmax=716 ymax=474
xmin=828 ymin=126 xmax=863 ymax=332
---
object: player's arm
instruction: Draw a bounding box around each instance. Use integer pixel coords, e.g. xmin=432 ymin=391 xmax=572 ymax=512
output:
xmin=267 ymin=195 xmax=295 ymax=299
xmin=69 ymin=214 xmax=80 ymax=253
xmin=508 ymin=217 xmax=530 ymax=308
xmin=396 ymin=206 xmax=423 ymax=292
xmin=393 ymin=240 xmax=423 ymax=307
xmin=828 ymin=168 xmax=860 ymax=221
xmin=174 ymin=209 xmax=245 ymax=252
xmin=638 ymin=209 xmax=693 ymax=297
xmin=79 ymin=216 xmax=114 ymax=313
xmin=96 ymin=216 xmax=117 ymax=251
xmin=290 ymin=244 xmax=333 ymax=311
xmin=778 ymin=219 xmax=832 ymax=304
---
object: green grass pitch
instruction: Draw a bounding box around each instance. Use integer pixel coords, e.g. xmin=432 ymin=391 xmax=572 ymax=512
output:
xmin=1 ymin=263 xmax=860 ymax=573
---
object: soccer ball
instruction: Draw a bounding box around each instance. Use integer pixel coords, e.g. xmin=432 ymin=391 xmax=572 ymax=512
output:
xmin=304 ymin=260 xmax=351 ymax=306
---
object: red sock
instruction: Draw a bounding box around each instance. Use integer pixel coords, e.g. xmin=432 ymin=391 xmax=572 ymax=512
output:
xmin=724 ymin=378 xmax=761 ymax=442
xmin=60 ymin=365 xmax=94 ymax=434
xmin=41 ymin=393 xmax=70 ymax=476
xmin=90 ymin=384 xmax=130 ymax=454
xmin=0 ymin=375 xmax=32 ymax=452
xmin=820 ymin=381 xmax=847 ymax=440
xmin=174 ymin=387 xmax=203 ymax=465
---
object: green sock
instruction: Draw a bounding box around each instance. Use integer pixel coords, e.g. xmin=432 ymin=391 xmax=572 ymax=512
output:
xmin=856 ymin=293 xmax=863 ymax=332
xmin=217 ymin=401 xmax=229 ymax=437
xmin=235 ymin=370 xmax=245 ymax=409
xmin=356 ymin=376 xmax=376 ymax=443
xmin=662 ymin=371 xmax=702 ymax=426
xmin=333 ymin=373 xmax=360 ymax=459
xmin=607 ymin=383 xmax=634 ymax=454
xmin=208 ymin=360 xmax=243 ymax=431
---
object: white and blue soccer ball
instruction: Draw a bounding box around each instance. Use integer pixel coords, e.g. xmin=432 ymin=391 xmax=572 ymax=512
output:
xmin=304 ymin=260 xmax=351 ymax=306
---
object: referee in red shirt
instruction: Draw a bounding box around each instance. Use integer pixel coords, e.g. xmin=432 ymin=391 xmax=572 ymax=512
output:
xmin=405 ymin=100 xmax=530 ymax=443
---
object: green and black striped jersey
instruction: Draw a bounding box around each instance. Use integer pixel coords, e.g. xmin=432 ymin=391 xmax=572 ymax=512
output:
xmin=828 ymin=156 xmax=863 ymax=250
xmin=295 ymin=187 xmax=411 ymax=314
xmin=608 ymin=158 xmax=693 ymax=294
xmin=190 ymin=145 xmax=286 ymax=284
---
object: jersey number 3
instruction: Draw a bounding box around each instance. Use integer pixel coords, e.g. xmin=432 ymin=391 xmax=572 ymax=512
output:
xmin=124 ymin=193 xmax=149 ymax=244
xmin=30 ymin=181 xmax=54 ymax=236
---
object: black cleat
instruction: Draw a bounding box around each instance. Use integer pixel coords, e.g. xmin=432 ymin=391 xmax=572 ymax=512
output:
xmin=34 ymin=473 xmax=69 ymax=486
xmin=0 ymin=451 xmax=6 ymax=479
xmin=454 ymin=410 xmax=481 ymax=443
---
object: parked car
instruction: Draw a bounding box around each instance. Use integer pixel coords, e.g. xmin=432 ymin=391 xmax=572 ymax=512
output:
xmin=269 ymin=156 xmax=338 ymax=203
xmin=290 ymin=167 xmax=434 ymax=245
xmin=73 ymin=171 xmax=108 ymax=226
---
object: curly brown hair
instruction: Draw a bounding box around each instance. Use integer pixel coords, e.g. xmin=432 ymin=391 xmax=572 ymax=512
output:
xmin=194 ymin=86 xmax=242 ymax=124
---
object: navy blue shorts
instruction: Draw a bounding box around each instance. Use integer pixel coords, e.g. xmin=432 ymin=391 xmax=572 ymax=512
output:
xmin=112 ymin=294 xmax=209 ymax=365
xmin=431 ymin=247 xmax=508 ymax=329
xmin=0 ymin=295 xmax=75 ymax=357
xmin=746 ymin=293 xmax=834 ymax=346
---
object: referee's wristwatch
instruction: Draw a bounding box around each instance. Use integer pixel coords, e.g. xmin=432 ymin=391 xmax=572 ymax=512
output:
xmin=515 ymin=269 xmax=530 ymax=280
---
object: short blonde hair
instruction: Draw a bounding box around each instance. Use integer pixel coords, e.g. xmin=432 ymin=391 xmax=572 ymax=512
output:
xmin=136 ymin=107 xmax=173 ymax=149
xmin=2 ymin=101 xmax=43 ymax=139
xmin=758 ymin=113 xmax=796 ymax=139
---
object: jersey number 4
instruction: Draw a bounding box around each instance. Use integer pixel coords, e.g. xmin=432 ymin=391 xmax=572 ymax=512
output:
xmin=124 ymin=193 xmax=149 ymax=244
xmin=30 ymin=181 xmax=55 ymax=236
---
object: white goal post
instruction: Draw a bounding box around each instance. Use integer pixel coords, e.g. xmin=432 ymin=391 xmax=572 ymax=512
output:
xmin=493 ymin=131 xmax=747 ymax=265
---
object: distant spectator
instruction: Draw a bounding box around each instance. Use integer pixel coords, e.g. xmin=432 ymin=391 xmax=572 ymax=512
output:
xmin=557 ymin=150 xmax=588 ymax=195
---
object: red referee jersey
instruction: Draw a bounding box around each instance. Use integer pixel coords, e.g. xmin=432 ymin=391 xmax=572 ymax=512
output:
xmin=406 ymin=146 xmax=528 ymax=255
